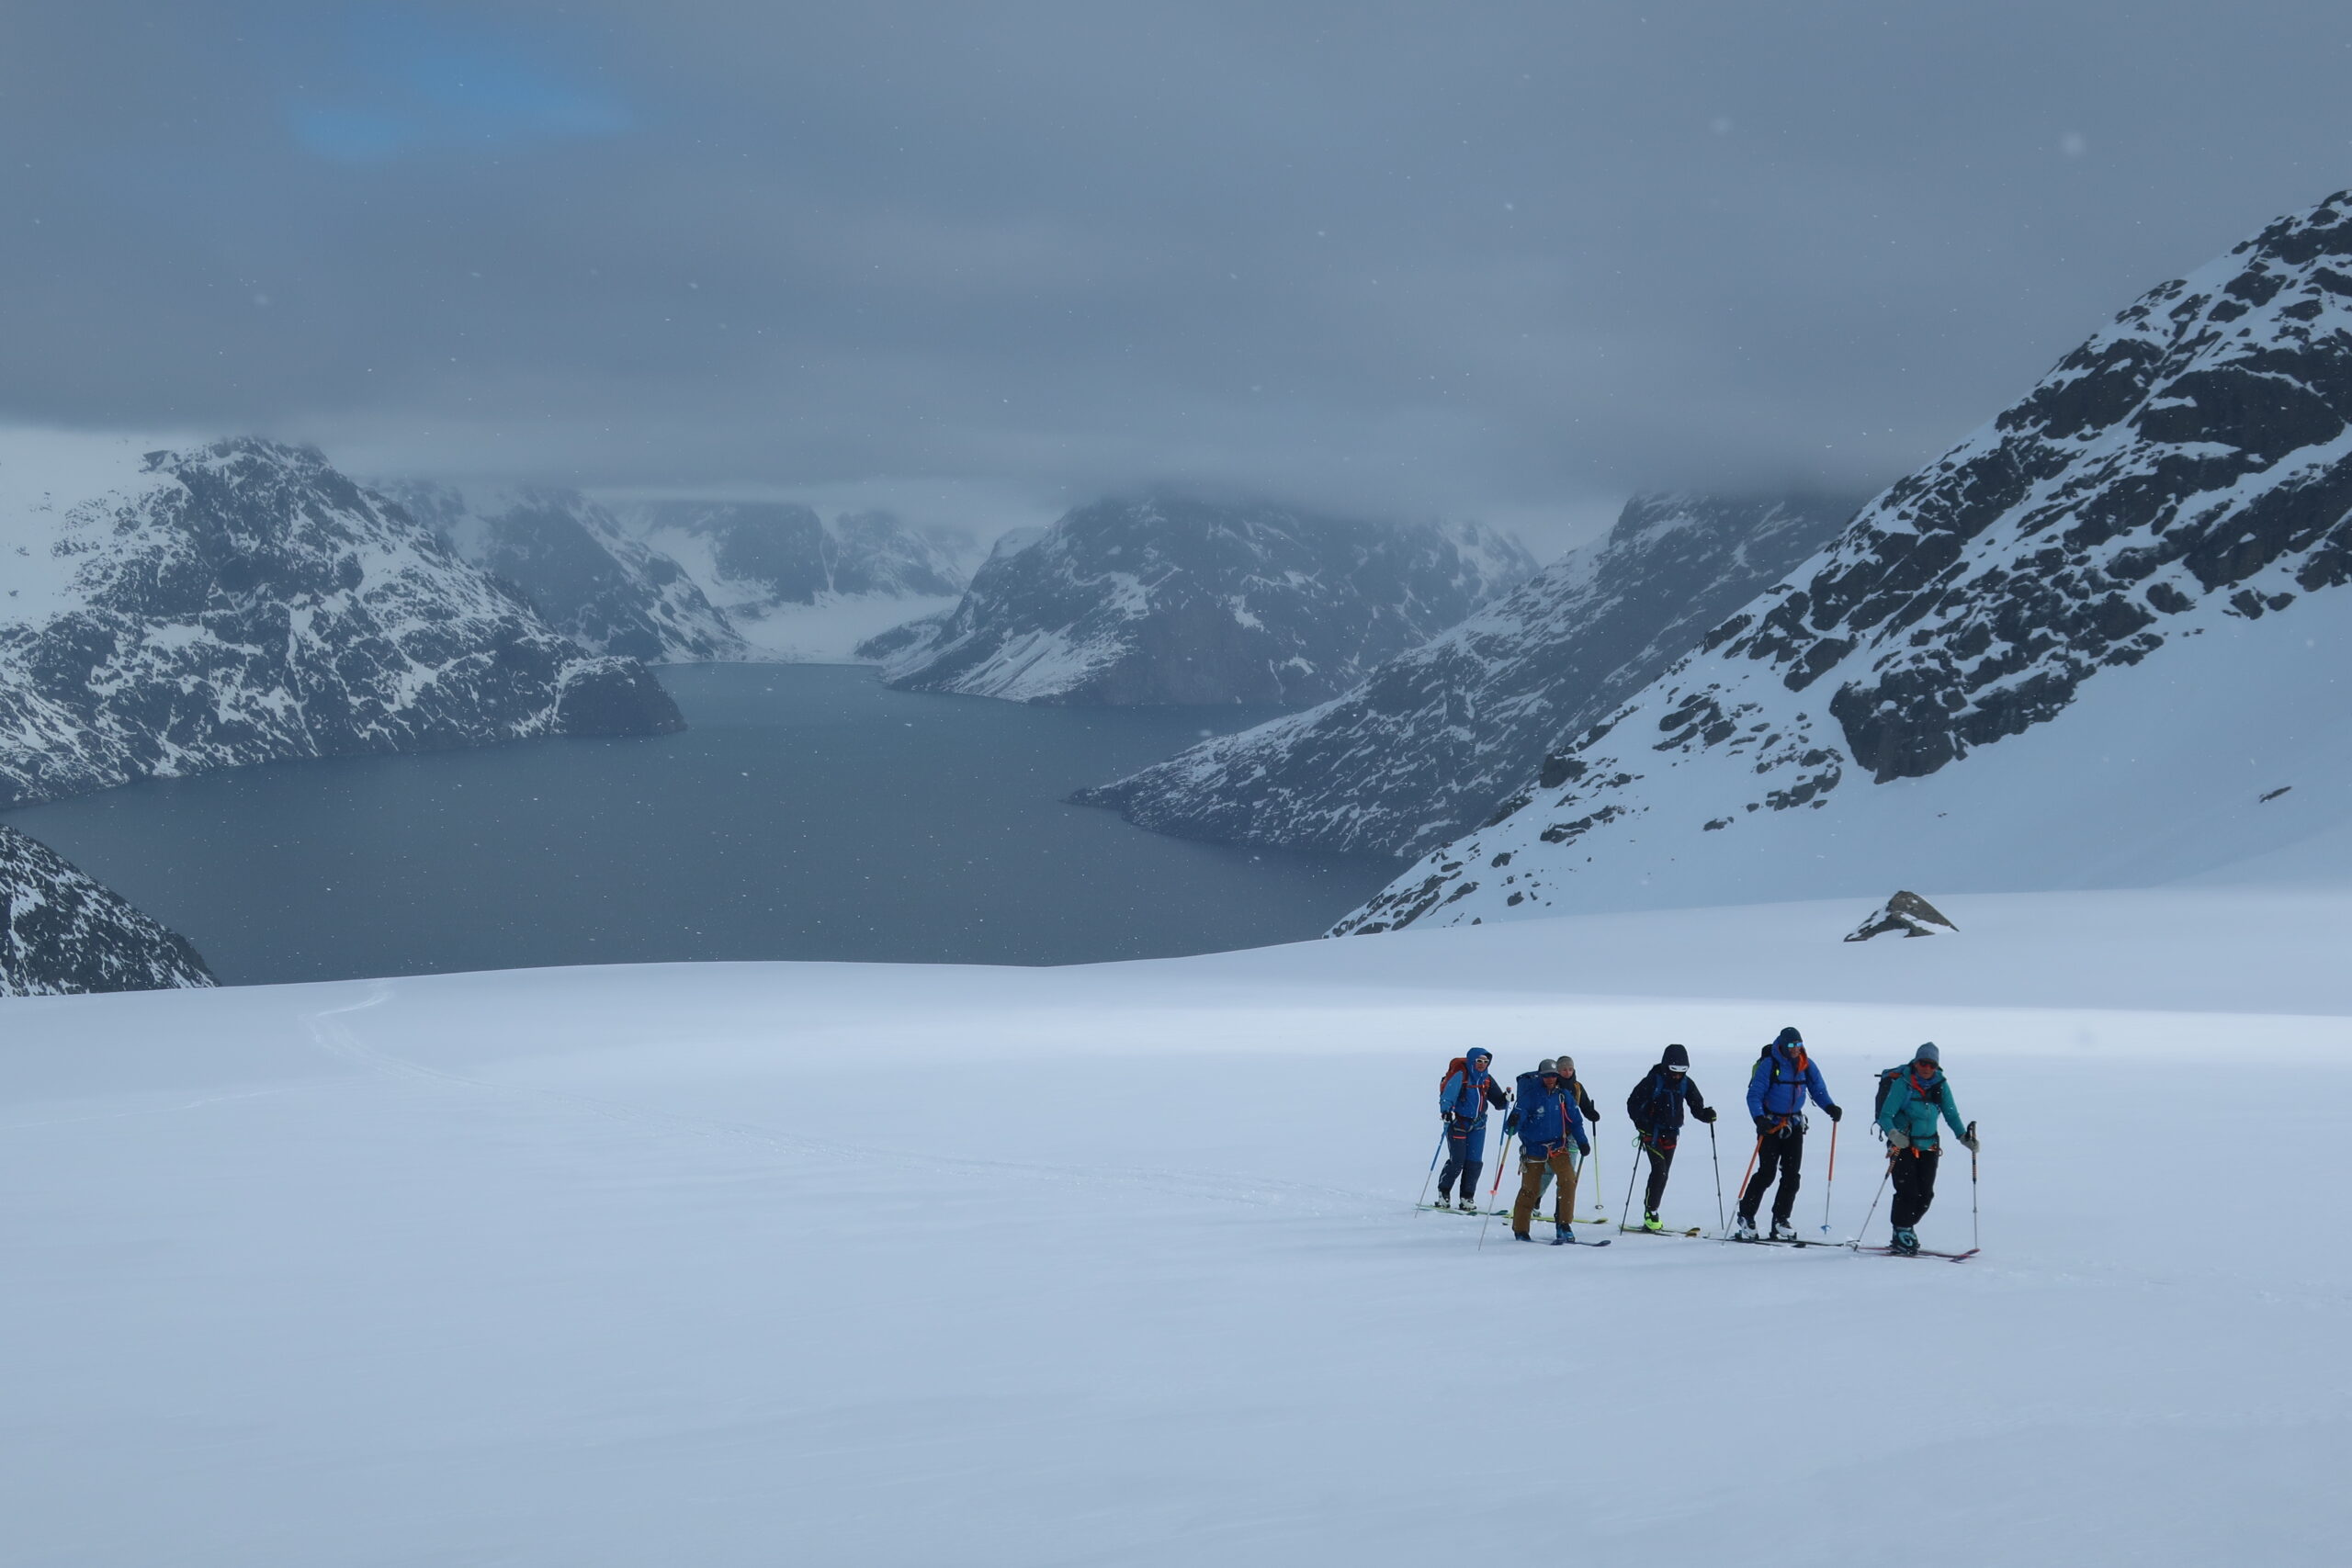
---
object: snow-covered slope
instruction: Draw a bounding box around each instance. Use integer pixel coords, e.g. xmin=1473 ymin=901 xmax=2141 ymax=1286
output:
xmin=1340 ymin=190 xmax=2352 ymax=932
xmin=868 ymin=495 xmax=1536 ymax=705
xmin=0 ymin=433 xmax=683 ymax=809
xmin=619 ymin=500 xmax=972 ymax=661
xmin=0 ymin=824 xmax=211 ymax=994
xmin=378 ymin=481 xmax=744 ymax=664
xmin=1073 ymin=494 xmax=1852 ymax=855
xmin=4 ymin=889 xmax=2343 ymax=1564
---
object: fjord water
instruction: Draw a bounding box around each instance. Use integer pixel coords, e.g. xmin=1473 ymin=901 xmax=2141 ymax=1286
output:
xmin=0 ymin=665 xmax=1398 ymax=985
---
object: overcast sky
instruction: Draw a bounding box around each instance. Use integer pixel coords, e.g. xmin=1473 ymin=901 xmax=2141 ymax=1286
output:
xmin=7 ymin=2 xmax=2352 ymax=548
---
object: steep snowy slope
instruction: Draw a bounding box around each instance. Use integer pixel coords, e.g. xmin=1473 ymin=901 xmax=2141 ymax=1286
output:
xmin=4 ymin=891 xmax=2344 ymax=1565
xmin=379 ymin=481 xmax=744 ymax=663
xmin=0 ymin=433 xmax=681 ymax=809
xmin=1073 ymin=494 xmax=1852 ymax=855
xmin=1340 ymin=190 xmax=2352 ymax=931
xmin=0 ymin=824 xmax=211 ymax=994
xmin=870 ymin=495 xmax=1535 ymax=705
xmin=620 ymin=500 xmax=972 ymax=661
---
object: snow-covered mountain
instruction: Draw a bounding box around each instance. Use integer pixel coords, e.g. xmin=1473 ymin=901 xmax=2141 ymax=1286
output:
xmin=377 ymin=482 xmax=743 ymax=664
xmin=619 ymin=501 xmax=974 ymax=662
xmin=0 ymin=434 xmax=682 ymax=810
xmin=1337 ymin=190 xmax=2352 ymax=933
xmin=863 ymin=495 xmax=1536 ymax=705
xmin=1072 ymin=493 xmax=1852 ymax=854
xmin=0 ymin=824 xmax=212 ymax=994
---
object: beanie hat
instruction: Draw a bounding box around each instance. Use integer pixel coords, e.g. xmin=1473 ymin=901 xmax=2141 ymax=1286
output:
xmin=1555 ymin=1055 xmax=1576 ymax=1076
xmin=1773 ymin=1026 xmax=1804 ymax=1048
xmin=1913 ymin=1042 xmax=1940 ymax=1066
xmin=1661 ymin=1043 xmax=1690 ymax=1069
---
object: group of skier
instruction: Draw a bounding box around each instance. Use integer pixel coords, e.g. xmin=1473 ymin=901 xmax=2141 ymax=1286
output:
xmin=1432 ymin=1027 xmax=1980 ymax=1255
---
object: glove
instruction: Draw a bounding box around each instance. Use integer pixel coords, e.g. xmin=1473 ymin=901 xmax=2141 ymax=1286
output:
xmin=1962 ymin=1123 xmax=1981 ymax=1154
xmin=1754 ymin=1114 xmax=1770 ymax=1133
xmin=1887 ymin=1128 xmax=1911 ymax=1149
xmin=1696 ymin=1107 xmax=1717 ymax=1123
xmin=1502 ymin=1115 xmax=1520 ymax=1136
xmin=1826 ymin=1104 xmax=1844 ymax=1123
xmin=1576 ymin=1141 xmax=1591 ymax=1158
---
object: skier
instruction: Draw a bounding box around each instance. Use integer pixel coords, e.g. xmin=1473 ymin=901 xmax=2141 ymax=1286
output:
xmin=1624 ymin=1043 xmax=1717 ymax=1231
xmin=1736 ymin=1026 xmax=1842 ymax=1242
xmin=1875 ymin=1043 xmax=1978 ymax=1256
xmin=1554 ymin=1054 xmax=1601 ymax=1133
xmin=1435 ymin=1047 xmax=1510 ymax=1212
xmin=1504 ymin=1059 xmax=1591 ymax=1244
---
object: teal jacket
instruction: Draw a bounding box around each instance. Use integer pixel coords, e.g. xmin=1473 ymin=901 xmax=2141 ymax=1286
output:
xmin=1877 ymin=1066 xmax=1967 ymax=1151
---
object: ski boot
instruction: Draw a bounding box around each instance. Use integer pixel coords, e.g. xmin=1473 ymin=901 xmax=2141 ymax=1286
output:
xmin=1456 ymin=1196 xmax=1478 ymax=1213
xmin=1642 ymin=1210 xmax=1665 ymax=1234
xmin=1550 ymin=1223 xmax=1575 ymax=1247
xmin=1732 ymin=1216 xmax=1758 ymax=1242
xmin=1770 ymin=1220 xmax=1800 ymax=1243
xmin=1891 ymin=1227 xmax=1920 ymax=1256
xmin=1512 ymin=1230 xmax=1535 ymax=1243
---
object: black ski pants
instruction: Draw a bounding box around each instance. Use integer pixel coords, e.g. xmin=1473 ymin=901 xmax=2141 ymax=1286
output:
xmin=1640 ymin=1133 xmax=1678 ymax=1213
xmin=1890 ymin=1147 xmax=1942 ymax=1229
xmin=1738 ymin=1123 xmax=1805 ymax=1225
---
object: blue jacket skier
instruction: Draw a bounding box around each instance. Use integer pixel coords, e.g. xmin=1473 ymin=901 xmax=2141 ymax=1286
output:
xmin=1875 ymin=1042 xmax=1978 ymax=1255
xmin=1503 ymin=1060 xmax=1591 ymax=1243
xmin=1625 ymin=1043 xmax=1716 ymax=1231
xmin=1435 ymin=1048 xmax=1510 ymax=1212
xmin=1735 ymin=1027 xmax=1841 ymax=1242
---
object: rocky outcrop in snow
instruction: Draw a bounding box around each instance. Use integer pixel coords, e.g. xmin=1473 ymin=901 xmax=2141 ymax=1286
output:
xmin=0 ymin=434 xmax=681 ymax=810
xmin=0 ymin=825 xmax=212 ymax=994
xmin=622 ymin=501 xmax=973 ymax=661
xmin=866 ymin=495 xmax=1535 ymax=706
xmin=1069 ymin=493 xmax=1851 ymax=854
xmin=1338 ymin=189 xmax=2352 ymax=933
xmin=379 ymin=481 xmax=744 ymax=664
xmin=1845 ymin=891 xmax=1959 ymax=942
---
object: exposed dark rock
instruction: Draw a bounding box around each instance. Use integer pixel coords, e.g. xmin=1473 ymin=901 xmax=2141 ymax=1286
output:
xmin=0 ymin=825 xmax=212 ymax=995
xmin=1844 ymin=890 xmax=1960 ymax=942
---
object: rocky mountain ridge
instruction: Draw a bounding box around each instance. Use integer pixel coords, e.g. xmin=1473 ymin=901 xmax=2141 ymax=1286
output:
xmin=1071 ymin=493 xmax=1852 ymax=855
xmin=1336 ymin=189 xmax=2352 ymax=932
xmin=0 ymin=434 xmax=680 ymax=811
xmin=0 ymin=824 xmax=213 ymax=994
xmin=865 ymin=495 xmax=1534 ymax=706
xmin=377 ymin=481 xmax=744 ymax=664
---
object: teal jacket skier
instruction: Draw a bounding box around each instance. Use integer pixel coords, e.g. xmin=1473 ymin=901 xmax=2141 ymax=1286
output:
xmin=1875 ymin=1042 xmax=1979 ymax=1255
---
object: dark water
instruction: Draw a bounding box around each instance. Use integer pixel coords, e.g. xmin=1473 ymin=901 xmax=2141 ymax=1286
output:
xmin=1 ymin=664 xmax=1402 ymax=985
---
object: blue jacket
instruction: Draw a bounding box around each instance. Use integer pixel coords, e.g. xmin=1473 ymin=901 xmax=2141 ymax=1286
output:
xmin=1440 ymin=1052 xmax=1508 ymax=1128
xmin=1746 ymin=1042 xmax=1836 ymax=1122
xmin=1505 ymin=1071 xmax=1589 ymax=1160
xmin=1877 ymin=1066 xmax=1967 ymax=1151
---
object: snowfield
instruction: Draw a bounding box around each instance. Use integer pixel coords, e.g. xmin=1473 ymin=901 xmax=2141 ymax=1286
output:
xmin=4 ymin=889 xmax=2346 ymax=1565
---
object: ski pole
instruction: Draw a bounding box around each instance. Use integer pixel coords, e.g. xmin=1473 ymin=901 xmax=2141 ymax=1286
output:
xmin=1588 ymin=1127 xmax=1603 ymax=1224
xmin=1476 ymin=1133 xmax=1516 ymax=1250
xmin=1417 ymin=1125 xmax=1448 ymax=1209
xmin=1968 ymin=1122 xmax=1980 ymax=1253
xmin=1818 ymin=1120 xmax=1839 ymax=1235
xmin=1708 ymin=1120 xmax=1725 ymax=1234
xmin=1721 ymin=1134 xmax=1760 ymax=1244
xmin=1849 ymin=1150 xmax=1893 ymax=1249
xmin=1617 ymin=1135 xmax=1641 ymax=1231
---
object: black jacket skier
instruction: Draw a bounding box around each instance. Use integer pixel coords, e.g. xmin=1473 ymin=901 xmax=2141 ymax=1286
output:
xmin=1624 ymin=1043 xmax=1715 ymax=1229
